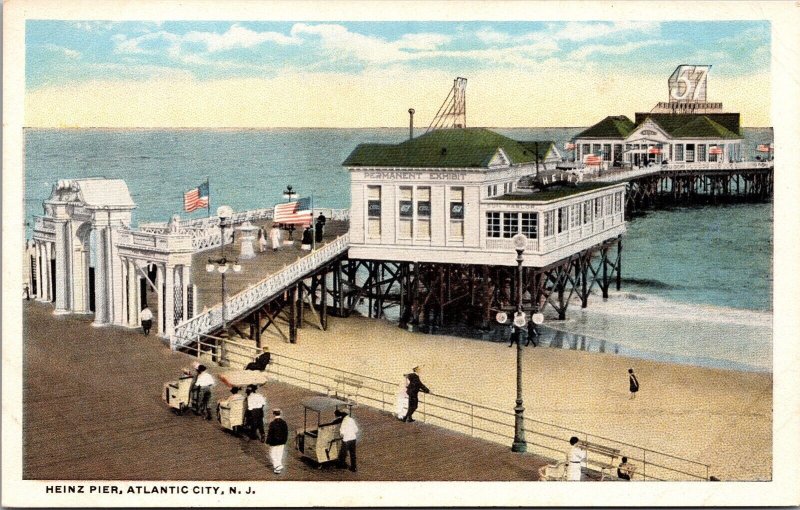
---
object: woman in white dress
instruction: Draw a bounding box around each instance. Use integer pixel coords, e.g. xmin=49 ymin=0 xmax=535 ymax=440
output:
xmin=270 ymin=224 xmax=282 ymax=251
xmin=395 ymin=375 xmax=409 ymax=420
xmin=258 ymin=227 xmax=268 ymax=253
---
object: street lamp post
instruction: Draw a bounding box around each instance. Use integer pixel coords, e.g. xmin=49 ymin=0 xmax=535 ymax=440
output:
xmin=511 ymin=232 xmax=528 ymax=453
xmin=206 ymin=206 xmax=241 ymax=335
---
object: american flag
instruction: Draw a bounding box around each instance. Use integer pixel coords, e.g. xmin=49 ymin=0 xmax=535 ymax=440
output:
xmin=709 ymin=146 xmax=723 ymax=155
xmin=648 ymin=147 xmax=661 ymax=155
xmin=183 ymin=181 xmax=209 ymax=212
xmin=584 ymin=154 xmax=602 ymax=166
xmin=564 ymin=142 xmax=576 ymax=151
xmin=756 ymin=144 xmax=772 ymax=153
xmin=273 ymin=197 xmax=312 ymax=226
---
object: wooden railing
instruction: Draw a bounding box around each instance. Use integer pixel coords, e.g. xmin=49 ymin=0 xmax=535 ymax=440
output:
xmin=171 ymin=233 xmax=350 ymax=347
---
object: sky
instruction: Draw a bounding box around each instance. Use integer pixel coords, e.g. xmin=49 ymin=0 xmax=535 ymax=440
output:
xmin=24 ymin=20 xmax=771 ymax=127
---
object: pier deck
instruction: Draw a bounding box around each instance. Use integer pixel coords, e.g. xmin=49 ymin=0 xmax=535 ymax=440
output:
xmin=23 ymin=301 xmax=549 ymax=481
xmin=190 ymin=220 xmax=349 ymax=311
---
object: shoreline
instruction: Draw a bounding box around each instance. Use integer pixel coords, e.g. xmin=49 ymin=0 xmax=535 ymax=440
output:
xmin=262 ymin=312 xmax=772 ymax=480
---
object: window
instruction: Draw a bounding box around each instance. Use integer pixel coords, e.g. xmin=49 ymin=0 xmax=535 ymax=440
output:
xmin=521 ymin=213 xmax=537 ymax=239
xmin=594 ymin=197 xmax=602 ymax=217
xmin=604 ymin=195 xmax=612 ymax=216
xmin=685 ymin=143 xmax=695 ymax=163
xmin=603 ymin=144 xmax=612 ymax=161
xmin=570 ymin=204 xmax=581 ymax=228
xmin=416 ymin=186 xmax=431 ymax=239
xmin=583 ymin=201 xmax=592 ymax=224
xmin=398 ymin=186 xmax=412 ymax=239
xmin=582 ymin=144 xmax=590 ymax=156
xmin=675 ymin=144 xmax=684 ymax=161
xmin=367 ymin=186 xmax=381 ymax=239
xmin=449 ymin=187 xmax=464 ymax=240
xmin=502 ymin=212 xmax=518 ymax=238
xmin=399 ymin=187 xmax=413 ymax=217
xmin=558 ymin=206 xmax=569 ymax=233
xmin=486 ymin=212 xmax=501 ymax=238
xmin=614 ymin=192 xmax=623 ymax=213
xmin=698 ymin=144 xmax=706 ymax=162
xmin=543 ymin=211 xmax=555 ymax=237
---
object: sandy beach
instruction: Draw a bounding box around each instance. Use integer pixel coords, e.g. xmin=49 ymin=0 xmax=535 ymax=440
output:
xmin=255 ymin=313 xmax=771 ymax=481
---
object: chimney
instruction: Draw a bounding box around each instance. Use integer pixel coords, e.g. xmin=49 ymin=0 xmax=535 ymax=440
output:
xmin=408 ymin=108 xmax=415 ymax=140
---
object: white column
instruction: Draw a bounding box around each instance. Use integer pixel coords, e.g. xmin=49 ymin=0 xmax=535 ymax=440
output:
xmin=53 ymin=220 xmax=69 ymax=314
xmin=44 ymin=242 xmax=53 ymax=302
xmin=127 ymin=259 xmax=139 ymax=327
xmin=108 ymin=228 xmax=125 ymax=325
xmin=181 ymin=265 xmax=190 ymax=325
xmin=92 ymin=226 xmax=108 ymax=326
xmin=35 ymin=242 xmax=44 ymax=301
xmin=156 ymin=264 xmax=165 ymax=336
xmin=164 ymin=264 xmax=175 ymax=337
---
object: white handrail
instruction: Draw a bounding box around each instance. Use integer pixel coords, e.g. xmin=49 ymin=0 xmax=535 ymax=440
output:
xmin=171 ymin=233 xmax=350 ymax=346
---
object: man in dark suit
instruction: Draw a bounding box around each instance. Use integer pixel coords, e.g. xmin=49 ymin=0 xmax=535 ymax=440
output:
xmin=402 ymin=366 xmax=430 ymax=423
xmin=315 ymin=213 xmax=327 ymax=243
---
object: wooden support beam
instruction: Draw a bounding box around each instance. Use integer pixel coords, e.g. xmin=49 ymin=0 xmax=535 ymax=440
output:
xmin=289 ymin=286 xmax=297 ymax=344
xmin=321 ymin=270 xmax=328 ymax=330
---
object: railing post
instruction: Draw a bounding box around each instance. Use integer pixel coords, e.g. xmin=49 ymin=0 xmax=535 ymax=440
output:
xmin=643 ymin=450 xmax=647 ymax=480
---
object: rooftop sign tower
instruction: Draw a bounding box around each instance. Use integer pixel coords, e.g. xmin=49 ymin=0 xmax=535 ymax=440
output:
xmin=427 ymin=77 xmax=467 ymax=132
xmin=651 ymin=65 xmax=724 ymax=114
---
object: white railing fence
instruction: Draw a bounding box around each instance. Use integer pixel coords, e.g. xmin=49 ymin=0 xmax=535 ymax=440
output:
xmin=171 ymin=233 xmax=350 ymax=347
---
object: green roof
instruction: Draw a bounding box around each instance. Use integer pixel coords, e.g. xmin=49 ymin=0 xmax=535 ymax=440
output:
xmin=518 ymin=141 xmax=556 ymax=161
xmin=493 ymin=182 xmax=617 ymax=202
xmin=342 ymin=128 xmax=539 ymax=168
xmin=634 ymin=112 xmax=741 ymax=138
xmin=574 ymin=116 xmax=635 ymax=139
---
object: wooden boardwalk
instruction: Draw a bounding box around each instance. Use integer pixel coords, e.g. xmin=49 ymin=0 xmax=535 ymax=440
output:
xmin=23 ymin=301 xmax=549 ymax=481
xmin=190 ymin=219 xmax=349 ymax=311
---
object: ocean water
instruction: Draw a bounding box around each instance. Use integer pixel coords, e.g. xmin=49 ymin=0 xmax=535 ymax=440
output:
xmin=23 ymin=127 xmax=774 ymax=371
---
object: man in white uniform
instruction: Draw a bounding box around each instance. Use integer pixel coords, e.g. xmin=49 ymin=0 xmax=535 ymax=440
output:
xmin=336 ymin=409 xmax=359 ymax=472
xmin=140 ymin=306 xmax=153 ymax=336
xmin=194 ymin=365 xmax=215 ymax=420
xmin=245 ymin=385 xmax=267 ymax=441
xmin=567 ymin=436 xmax=586 ymax=481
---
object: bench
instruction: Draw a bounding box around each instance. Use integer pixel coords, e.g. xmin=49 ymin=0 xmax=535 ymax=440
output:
xmin=578 ymin=441 xmax=621 ymax=481
xmin=329 ymin=375 xmax=363 ymax=405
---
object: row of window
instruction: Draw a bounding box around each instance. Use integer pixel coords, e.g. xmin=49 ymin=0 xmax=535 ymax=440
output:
xmin=366 ymin=185 xmax=465 ymax=240
xmin=486 ymin=181 xmax=516 ymax=198
xmin=486 ymin=193 xmax=623 ymax=239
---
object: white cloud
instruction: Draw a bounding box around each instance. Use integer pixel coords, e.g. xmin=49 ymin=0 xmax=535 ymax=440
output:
xmin=552 ymin=21 xmax=660 ymax=42
xmin=43 ymin=44 xmax=81 ymax=60
xmin=476 ymin=27 xmax=510 ymax=45
xmin=568 ymin=40 xmax=664 ymax=60
xmin=183 ymin=23 xmax=300 ymax=52
xmin=69 ymin=21 xmax=117 ymax=32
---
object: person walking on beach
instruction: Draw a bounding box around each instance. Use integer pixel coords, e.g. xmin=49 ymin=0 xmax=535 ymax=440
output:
xmin=140 ymin=306 xmax=153 ymax=336
xmin=266 ymin=409 xmax=289 ymax=474
xmin=258 ymin=227 xmax=268 ymax=253
xmin=628 ymin=368 xmax=640 ymax=399
xmin=315 ymin=212 xmax=326 ymax=243
xmin=402 ymin=366 xmax=430 ymax=423
xmin=270 ymin=224 xmax=282 ymax=251
xmin=336 ymin=409 xmax=359 ymax=472
xmin=566 ymin=436 xmax=586 ymax=481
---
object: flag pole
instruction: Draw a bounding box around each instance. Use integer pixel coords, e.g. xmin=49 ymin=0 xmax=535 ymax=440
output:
xmin=206 ymin=177 xmax=211 ymax=218
xmin=311 ymin=193 xmax=314 ymax=251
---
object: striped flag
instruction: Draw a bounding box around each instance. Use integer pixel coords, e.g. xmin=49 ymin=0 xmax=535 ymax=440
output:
xmin=584 ymin=154 xmax=602 ymax=166
xmin=274 ymin=197 xmax=312 ymax=226
xmin=709 ymin=146 xmax=723 ymax=155
xmin=564 ymin=142 xmax=576 ymax=151
xmin=183 ymin=181 xmax=209 ymax=212
xmin=648 ymin=147 xmax=661 ymax=155
xmin=756 ymin=144 xmax=772 ymax=153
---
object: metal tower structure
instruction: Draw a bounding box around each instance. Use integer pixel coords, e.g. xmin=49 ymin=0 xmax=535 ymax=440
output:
xmin=427 ymin=77 xmax=467 ymax=132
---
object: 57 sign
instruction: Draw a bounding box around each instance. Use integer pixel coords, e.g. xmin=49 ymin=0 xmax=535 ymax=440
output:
xmin=669 ymin=65 xmax=710 ymax=101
